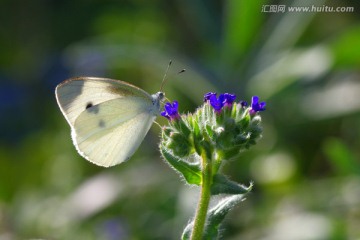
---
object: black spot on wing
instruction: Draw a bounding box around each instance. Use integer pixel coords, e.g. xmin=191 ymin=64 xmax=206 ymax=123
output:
xmin=86 ymin=102 xmax=93 ymax=109
xmin=99 ymin=119 xmax=105 ymax=128
xmin=85 ymin=102 xmax=99 ymax=114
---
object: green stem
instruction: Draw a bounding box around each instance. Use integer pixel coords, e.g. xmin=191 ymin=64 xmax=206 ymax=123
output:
xmin=190 ymin=152 xmax=212 ymax=240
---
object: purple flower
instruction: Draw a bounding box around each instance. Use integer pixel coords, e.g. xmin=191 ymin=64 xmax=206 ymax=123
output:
xmin=250 ymin=96 xmax=266 ymax=114
xmin=209 ymin=94 xmax=223 ymax=112
xmin=222 ymin=93 xmax=236 ymax=107
xmin=161 ymin=101 xmax=180 ymax=120
xmin=204 ymin=92 xmax=236 ymax=112
xmin=240 ymin=101 xmax=248 ymax=108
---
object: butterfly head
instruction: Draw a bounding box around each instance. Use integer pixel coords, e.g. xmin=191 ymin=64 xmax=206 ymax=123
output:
xmin=157 ymin=92 xmax=165 ymax=101
xmin=152 ymin=91 xmax=165 ymax=112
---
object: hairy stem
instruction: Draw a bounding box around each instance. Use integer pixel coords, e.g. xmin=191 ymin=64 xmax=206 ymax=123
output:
xmin=190 ymin=152 xmax=212 ymax=240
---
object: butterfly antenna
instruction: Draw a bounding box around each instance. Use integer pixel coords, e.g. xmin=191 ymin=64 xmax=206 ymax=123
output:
xmin=160 ymin=60 xmax=172 ymax=92
xmin=164 ymin=96 xmax=171 ymax=102
xmin=178 ymin=69 xmax=186 ymax=74
xmin=160 ymin=61 xmax=186 ymax=92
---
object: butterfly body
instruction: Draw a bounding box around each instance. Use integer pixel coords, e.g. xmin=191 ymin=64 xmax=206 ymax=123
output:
xmin=55 ymin=77 xmax=164 ymax=167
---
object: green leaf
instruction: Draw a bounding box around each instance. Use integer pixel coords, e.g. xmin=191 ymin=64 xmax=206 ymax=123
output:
xmin=211 ymin=174 xmax=253 ymax=195
xmin=181 ymin=194 xmax=249 ymax=240
xmin=203 ymin=195 xmax=247 ymax=239
xmin=160 ymin=144 xmax=201 ymax=185
xmin=181 ymin=222 xmax=193 ymax=240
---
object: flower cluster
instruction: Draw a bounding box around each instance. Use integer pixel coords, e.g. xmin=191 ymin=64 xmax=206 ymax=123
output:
xmin=160 ymin=92 xmax=266 ymax=163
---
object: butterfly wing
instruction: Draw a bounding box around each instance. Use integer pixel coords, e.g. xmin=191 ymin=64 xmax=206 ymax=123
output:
xmin=72 ymin=97 xmax=157 ymax=167
xmin=55 ymin=77 xmax=153 ymax=126
xmin=55 ymin=77 xmax=159 ymax=167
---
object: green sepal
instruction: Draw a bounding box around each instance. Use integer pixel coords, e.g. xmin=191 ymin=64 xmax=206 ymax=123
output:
xmin=224 ymin=117 xmax=236 ymax=130
xmin=173 ymin=118 xmax=192 ymax=138
xmin=205 ymin=124 xmax=214 ymax=139
xmin=211 ymin=174 xmax=253 ymax=195
xmin=190 ymin=113 xmax=201 ymax=138
xmin=238 ymin=110 xmax=250 ymax=128
xmin=233 ymin=133 xmax=249 ymax=145
xmin=160 ymin=144 xmax=201 ymax=185
xmin=167 ymin=133 xmax=192 ymax=158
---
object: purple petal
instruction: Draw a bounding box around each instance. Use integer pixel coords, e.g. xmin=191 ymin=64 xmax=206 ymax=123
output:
xmin=250 ymin=96 xmax=266 ymax=113
xmin=259 ymin=102 xmax=266 ymax=109
xmin=209 ymin=94 xmax=223 ymax=111
xmin=223 ymin=93 xmax=236 ymax=106
xmin=204 ymin=92 xmax=217 ymax=102
xmin=218 ymin=94 xmax=225 ymax=103
xmin=161 ymin=101 xmax=180 ymax=121
xmin=172 ymin=101 xmax=179 ymax=110
xmin=164 ymin=102 xmax=172 ymax=112
xmin=161 ymin=111 xmax=170 ymax=119
xmin=251 ymin=96 xmax=259 ymax=105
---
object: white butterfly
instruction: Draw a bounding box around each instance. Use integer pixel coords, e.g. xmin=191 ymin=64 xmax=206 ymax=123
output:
xmin=55 ymin=77 xmax=164 ymax=167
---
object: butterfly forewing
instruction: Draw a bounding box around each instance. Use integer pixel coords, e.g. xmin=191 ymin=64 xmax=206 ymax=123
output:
xmin=55 ymin=77 xmax=153 ymax=126
xmin=55 ymin=77 xmax=161 ymax=167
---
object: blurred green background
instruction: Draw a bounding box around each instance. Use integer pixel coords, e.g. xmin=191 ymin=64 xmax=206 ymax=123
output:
xmin=1 ymin=0 xmax=360 ymax=239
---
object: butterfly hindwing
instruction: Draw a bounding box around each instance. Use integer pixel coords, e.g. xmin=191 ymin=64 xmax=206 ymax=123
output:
xmin=72 ymin=97 xmax=156 ymax=167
